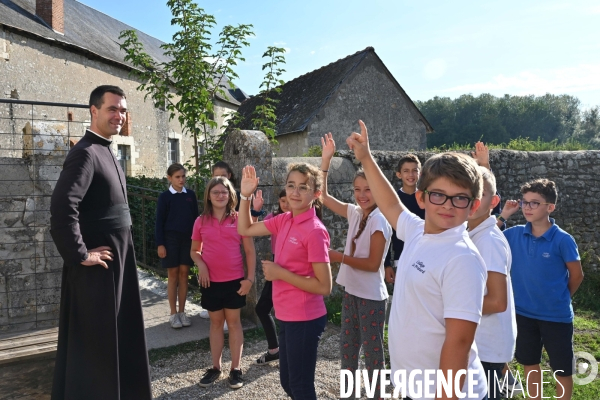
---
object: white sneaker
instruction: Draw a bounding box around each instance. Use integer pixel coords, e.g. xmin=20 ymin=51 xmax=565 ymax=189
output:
xmin=199 ymin=309 xmax=210 ymax=319
xmin=169 ymin=313 xmax=182 ymax=329
xmin=179 ymin=312 xmax=191 ymax=327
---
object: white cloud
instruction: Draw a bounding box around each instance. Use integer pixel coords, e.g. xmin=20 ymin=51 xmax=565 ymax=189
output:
xmin=442 ymin=64 xmax=600 ymax=96
xmin=423 ymin=59 xmax=448 ymax=81
xmin=310 ymin=50 xmax=316 ymax=55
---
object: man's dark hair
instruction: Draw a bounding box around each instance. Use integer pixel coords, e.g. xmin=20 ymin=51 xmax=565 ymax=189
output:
xmin=521 ymin=178 xmax=558 ymax=204
xmin=89 ymin=85 xmax=126 ymax=109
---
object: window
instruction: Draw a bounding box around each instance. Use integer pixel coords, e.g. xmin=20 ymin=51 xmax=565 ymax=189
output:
xmin=168 ymin=139 xmax=179 ymax=165
xmin=117 ymin=145 xmax=130 ymax=175
xmin=1 ymin=29 xmax=9 ymax=60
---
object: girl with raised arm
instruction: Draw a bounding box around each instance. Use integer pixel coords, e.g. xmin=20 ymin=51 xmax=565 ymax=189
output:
xmin=238 ymin=164 xmax=332 ymax=400
xmin=321 ymin=133 xmax=392 ymax=397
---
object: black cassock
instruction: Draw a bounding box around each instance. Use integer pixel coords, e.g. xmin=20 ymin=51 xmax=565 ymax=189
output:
xmin=50 ymin=131 xmax=152 ymax=399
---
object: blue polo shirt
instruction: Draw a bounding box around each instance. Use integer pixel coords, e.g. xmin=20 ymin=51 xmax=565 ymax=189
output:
xmin=504 ymin=219 xmax=579 ymax=323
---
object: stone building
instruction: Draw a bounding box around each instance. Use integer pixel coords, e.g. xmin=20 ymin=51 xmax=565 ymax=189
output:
xmin=0 ymin=0 xmax=248 ymax=177
xmin=234 ymin=47 xmax=433 ymax=156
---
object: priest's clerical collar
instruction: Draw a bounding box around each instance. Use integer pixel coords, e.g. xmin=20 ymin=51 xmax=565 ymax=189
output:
xmin=88 ymin=129 xmax=113 ymax=143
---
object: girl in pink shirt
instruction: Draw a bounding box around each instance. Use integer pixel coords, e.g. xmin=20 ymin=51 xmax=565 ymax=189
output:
xmin=254 ymin=189 xmax=289 ymax=365
xmin=190 ymin=177 xmax=256 ymax=389
xmin=238 ymin=163 xmax=332 ymax=400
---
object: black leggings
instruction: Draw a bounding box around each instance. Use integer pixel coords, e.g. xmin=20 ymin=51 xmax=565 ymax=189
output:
xmin=255 ymin=280 xmax=279 ymax=349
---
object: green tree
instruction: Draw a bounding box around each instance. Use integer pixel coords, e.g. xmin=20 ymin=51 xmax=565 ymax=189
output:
xmin=119 ymin=0 xmax=253 ymax=184
xmin=418 ymin=93 xmax=594 ymax=149
xmin=250 ymin=46 xmax=286 ymax=142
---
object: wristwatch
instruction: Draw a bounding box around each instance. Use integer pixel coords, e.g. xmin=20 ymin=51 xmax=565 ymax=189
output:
xmin=239 ymin=193 xmax=252 ymax=201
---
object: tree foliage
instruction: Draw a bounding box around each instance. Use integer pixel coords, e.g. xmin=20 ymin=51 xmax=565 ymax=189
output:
xmin=119 ymin=0 xmax=253 ymax=186
xmin=250 ymin=46 xmax=286 ymax=142
xmin=418 ymin=94 xmax=600 ymax=149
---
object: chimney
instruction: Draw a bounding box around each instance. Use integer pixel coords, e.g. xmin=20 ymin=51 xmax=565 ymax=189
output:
xmin=36 ymin=0 xmax=64 ymax=34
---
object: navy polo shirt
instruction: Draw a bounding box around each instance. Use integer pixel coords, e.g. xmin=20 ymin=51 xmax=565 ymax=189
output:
xmin=504 ymin=219 xmax=580 ymax=323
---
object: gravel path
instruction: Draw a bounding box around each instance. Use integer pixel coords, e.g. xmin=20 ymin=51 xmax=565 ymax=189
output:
xmin=150 ymin=324 xmax=346 ymax=399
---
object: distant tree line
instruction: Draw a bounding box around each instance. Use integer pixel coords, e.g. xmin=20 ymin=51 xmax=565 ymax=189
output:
xmin=416 ymin=94 xmax=600 ymax=149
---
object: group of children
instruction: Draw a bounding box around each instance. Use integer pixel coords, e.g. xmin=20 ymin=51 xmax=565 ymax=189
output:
xmin=153 ymin=121 xmax=583 ymax=399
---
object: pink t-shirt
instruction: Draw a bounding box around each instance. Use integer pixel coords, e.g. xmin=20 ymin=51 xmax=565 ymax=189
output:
xmin=264 ymin=213 xmax=277 ymax=255
xmin=263 ymin=208 xmax=330 ymax=322
xmin=191 ymin=214 xmax=245 ymax=282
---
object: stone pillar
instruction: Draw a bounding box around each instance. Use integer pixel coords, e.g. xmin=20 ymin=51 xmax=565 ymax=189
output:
xmin=223 ymin=130 xmax=273 ymax=324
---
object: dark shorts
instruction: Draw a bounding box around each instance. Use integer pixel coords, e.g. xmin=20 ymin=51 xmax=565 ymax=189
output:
xmin=160 ymin=231 xmax=194 ymax=268
xmin=200 ymin=278 xmax=246 ymax=311
xmin=515 ymin=314 xmax=574 ymax=376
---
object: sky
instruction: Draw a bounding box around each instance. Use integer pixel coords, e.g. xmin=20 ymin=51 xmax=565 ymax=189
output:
xmin=79 ymin=0 xmax=600 ymax=109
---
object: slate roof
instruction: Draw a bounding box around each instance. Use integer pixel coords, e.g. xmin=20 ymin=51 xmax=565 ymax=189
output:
xmin=234 ymin=47 xmax=433 ymax=136
xmin=0 ymin=0 xmax=247 ymax=105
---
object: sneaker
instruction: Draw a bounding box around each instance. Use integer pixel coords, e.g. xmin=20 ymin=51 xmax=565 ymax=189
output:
xmin=199 ymin=367 xmax=221 ymax=387
xmin=169 ymin=313 xmax=182 ymax=329
xmin=179 ymin=312 xmax=191 ymax=327
xmin=199 ymin=309 xmax=210 ymax=319
xmin=228 ymin=369 xmax=244 ymax=389
xmin=500 ymin=371 xmax=524 ymax=397
xmin=255 ymin=350 xmax=279 ymax=365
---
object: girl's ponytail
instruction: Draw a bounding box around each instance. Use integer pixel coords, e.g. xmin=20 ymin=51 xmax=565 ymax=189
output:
xmin=313 ymin=197 xmax=324 ymax=222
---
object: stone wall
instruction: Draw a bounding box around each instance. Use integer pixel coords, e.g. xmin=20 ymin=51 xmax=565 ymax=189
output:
xmin=0 ymin=155 xmax=63 ymax=333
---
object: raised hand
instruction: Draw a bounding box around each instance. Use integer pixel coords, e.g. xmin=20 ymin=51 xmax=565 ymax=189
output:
xmin=253 ymin=189 xmax=264 ymax=212
xmin=81 ymin=246 xmax=113 ymax=269
xmin=502 ymin=199 xmax=520 ymax=218
xmin=471 ymin=141 xmax=490 ymax=169
xmin=241 ymin=165 xmax=260 ymax=197
xmin=321 ymin=133 xmax=336 ymax=161
xmin=346 ymin=120 xmax=371 ymax=162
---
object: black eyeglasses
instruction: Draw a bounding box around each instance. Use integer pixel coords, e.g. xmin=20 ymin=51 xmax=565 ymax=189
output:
xmin=519 ymin=200 xmax=553 ymax=209
xmin=423 ymin=190 xmax=474 ymax=209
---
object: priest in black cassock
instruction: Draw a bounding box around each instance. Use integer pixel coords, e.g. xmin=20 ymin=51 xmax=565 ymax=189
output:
xmin=50 ymin=85 xmax=152 ymax=399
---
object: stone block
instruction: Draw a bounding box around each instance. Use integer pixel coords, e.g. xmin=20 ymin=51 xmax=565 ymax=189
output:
xmin=35 ymin=271 xmax=61 ymax=290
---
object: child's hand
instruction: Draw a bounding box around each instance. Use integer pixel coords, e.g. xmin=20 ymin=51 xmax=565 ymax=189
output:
xmin=321 ymin=133 xmax=336 ymax=161
xmin=471 ymin=141 xmax=490 ymax=169
xmin=385 ymin=267 xmax=396 ymax=283
xmin=197 ymin=264 xmax=210 ymax=288
xmin=237 ymin=279 xmax=253 ymax=296
xmin=346 ymin=120 xmax=371 ymax=162
xmin=157 ymin=245 xmax=166 ymax=258
xmin=262 ymin=260 xmax=283 ymax=281
xmin=241 ymin=165 xmax=260 ymax=198
xmin=502 ymin=199 xmax=520 ymax=217
xmin=253 ymin=189 xmax=264 ymax=212
xmin=328 ymin=249 xmax=343 ymax=263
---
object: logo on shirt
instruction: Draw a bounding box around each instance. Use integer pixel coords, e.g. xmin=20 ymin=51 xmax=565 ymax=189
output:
xmin=542 ymin=252 xmax=550 ymax=258
xmin=412 ymin=260 xmax=426 ymax=274
xmin=289 ymin=236 xmax=298 ymax=245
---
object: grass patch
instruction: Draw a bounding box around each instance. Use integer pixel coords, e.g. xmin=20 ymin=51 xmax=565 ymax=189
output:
xmin=148 ymin=327 xmax=266 ymax=364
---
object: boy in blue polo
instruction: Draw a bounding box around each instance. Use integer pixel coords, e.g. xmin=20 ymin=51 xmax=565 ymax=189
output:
xmin=503 ymin=178 xmax=584 ymax=399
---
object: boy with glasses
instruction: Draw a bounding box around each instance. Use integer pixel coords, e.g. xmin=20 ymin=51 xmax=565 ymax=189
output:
xmin=502 ymin=178 xmax=584 ymax=399
xmin=347 ymin=121 xmax=488 ymax=399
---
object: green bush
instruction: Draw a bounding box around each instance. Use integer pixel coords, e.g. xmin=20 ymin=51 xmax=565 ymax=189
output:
xmin=428 ymin=136 xmax=592 ymax=152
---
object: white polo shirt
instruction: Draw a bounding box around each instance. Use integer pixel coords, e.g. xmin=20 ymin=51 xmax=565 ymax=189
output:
xmin=469 ymin=215 xmax=517 ymax=363
xmin=389 ymin=211 xmax=487 ymax=400
xmin=336 ymin=205 xmax=392 ymax=301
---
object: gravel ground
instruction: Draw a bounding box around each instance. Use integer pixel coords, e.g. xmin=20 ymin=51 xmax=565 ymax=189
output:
xmin=150 ymin=323 xmax=346 ymax=399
